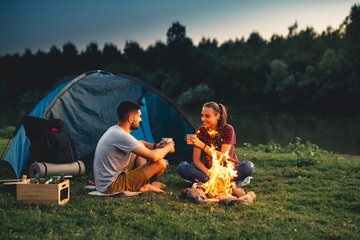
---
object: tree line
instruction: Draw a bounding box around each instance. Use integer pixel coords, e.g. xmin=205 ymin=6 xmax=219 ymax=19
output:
xmin=0 ymin=4 xmax=359 ymax=128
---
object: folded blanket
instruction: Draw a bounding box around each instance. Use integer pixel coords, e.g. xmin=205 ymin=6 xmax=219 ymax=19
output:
xmin=88 ymin=190 xmax=142 ymax=197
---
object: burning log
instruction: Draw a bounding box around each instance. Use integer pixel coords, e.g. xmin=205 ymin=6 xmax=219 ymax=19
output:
xmin=202 ymin=145 xmax=237 ymax=198
xmin=183 ymin=187 xmax=207 ymax=203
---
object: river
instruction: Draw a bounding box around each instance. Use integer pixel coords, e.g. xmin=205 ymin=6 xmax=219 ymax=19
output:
xmin=183 ymin=106 xmax=360 ymax=155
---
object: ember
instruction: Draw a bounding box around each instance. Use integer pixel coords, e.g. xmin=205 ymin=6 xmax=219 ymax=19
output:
xmin=207 ymin=129 xmax=218 ymax=137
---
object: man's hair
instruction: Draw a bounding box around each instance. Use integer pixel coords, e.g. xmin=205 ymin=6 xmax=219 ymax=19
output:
xmin=117 ymin=101 xmax=141 ymax=122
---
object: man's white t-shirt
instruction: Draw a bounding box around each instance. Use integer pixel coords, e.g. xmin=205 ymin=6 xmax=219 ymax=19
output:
xmin=93 ymin=125 xmax=141 ymax=192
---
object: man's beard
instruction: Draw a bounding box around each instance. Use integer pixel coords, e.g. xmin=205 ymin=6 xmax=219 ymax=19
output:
xmin=130 ymin=122 xmax=139 ymax=130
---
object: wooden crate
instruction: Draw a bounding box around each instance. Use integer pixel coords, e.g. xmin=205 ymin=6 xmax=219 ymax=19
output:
xmin=5 ymin=179 xmax=70 ymax=205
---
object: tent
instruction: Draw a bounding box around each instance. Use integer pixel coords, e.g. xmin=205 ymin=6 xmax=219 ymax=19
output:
xmin=4 ymin=70 xmax=195 ymax=178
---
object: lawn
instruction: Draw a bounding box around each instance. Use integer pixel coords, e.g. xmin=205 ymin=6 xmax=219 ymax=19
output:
xmin=0 ymin=138 xmax=359 ymax=239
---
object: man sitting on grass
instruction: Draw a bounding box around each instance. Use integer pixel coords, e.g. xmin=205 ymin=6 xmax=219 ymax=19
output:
xmin=94 ymin=101 xmax=175 ymax=194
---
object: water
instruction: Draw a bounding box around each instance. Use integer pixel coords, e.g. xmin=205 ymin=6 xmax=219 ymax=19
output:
xmin=183 ymin=106 xmax=360 ymax=155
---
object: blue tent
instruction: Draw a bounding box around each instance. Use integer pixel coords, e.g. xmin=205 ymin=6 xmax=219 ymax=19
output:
xmin=4 ymin=71 xmax=195 ymax=178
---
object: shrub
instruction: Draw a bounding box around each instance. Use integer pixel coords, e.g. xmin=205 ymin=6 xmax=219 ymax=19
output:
xmin=243 ymin=137 xmax=327 ymax=167
xmin=0 ymin=126 xmax=16 ymax=139
xmin=177 ymin=83 xmax=215 ymax=106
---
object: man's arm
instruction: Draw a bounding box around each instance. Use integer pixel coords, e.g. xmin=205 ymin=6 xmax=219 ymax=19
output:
xmin=133 ymin=141 xmax=175 ymax=162
xmin=138 ymin=140 xmax=164 ymax=150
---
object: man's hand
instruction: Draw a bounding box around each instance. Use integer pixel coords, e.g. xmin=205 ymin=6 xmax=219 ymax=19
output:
xmin=167 ymin=141 xmax=175 ymax=154
xmin=157 ymin=140 xmax=166 ymax=148
xmin=157 ymin=140 xmax=175 ymax=154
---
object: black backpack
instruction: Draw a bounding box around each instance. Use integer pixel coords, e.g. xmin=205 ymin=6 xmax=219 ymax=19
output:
xmin=23 ymin=116 xmax=78 ymax=169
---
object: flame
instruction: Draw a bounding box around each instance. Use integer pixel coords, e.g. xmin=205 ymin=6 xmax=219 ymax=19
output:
xmin=207 ymin=129 xmax=218 ymax=137
xmin=201 ymin=145 xmax=237 ymax=198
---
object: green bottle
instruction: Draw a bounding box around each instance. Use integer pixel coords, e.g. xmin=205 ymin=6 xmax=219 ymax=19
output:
xmin=60 ymin=173 xmax=65 ymax=183
xmin=35 ymin=173 xmax=40 ymax=184
xmin=52 ymin=175 xmax=57 ymax=184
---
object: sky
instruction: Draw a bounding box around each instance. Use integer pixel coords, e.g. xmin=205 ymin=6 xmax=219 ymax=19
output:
xmin=0 ymin=0 xmax=358 ymax=56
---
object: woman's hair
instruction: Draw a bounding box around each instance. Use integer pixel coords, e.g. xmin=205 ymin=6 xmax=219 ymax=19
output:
xmin=203 ymin=101 xmax=228 ymax=149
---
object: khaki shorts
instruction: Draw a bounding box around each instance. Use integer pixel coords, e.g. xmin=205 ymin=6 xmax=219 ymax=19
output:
xmin=105 ymin=159 xmax=148 ymax=193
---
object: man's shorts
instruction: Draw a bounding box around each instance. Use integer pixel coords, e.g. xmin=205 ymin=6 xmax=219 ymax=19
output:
xmin=105 ymin=159 xmax=148 ymax=194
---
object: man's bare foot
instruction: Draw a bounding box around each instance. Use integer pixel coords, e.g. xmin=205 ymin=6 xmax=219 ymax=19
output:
xmin=138 ymin=184 xmax=165 ymax=193
xmin=151 ymin=182 xmax=166 ymax=189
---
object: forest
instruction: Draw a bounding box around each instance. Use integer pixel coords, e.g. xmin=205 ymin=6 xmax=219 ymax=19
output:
xmin=0 ymin=4 xmax=359 ymax=128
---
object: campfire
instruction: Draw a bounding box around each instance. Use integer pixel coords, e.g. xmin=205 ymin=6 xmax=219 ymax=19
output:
xmin=183 ymin=145 xmax=256 ymax=205
xmin=202 ymin=145 xmax=237 ymax=198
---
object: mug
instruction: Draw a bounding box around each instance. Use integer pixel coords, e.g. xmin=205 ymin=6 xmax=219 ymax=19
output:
xmin=162 ymin=138 xmax=173 ymax=145
xmin=184 ymin=134 xmax=196 ymax=144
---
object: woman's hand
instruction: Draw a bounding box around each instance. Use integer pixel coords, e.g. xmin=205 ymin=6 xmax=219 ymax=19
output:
xmin=188 ymin=135 xmax=204 ymax=149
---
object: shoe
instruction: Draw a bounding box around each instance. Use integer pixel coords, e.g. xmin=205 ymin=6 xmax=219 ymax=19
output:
xmin=237 ymin=176 xmax=253 ymax=187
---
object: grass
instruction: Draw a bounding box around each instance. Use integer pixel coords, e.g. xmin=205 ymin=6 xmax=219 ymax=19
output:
xmin=0 ymin=138 xmax=359 ymax=239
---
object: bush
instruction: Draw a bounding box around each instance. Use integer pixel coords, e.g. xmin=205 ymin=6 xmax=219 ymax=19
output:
xmin=243 ymin=137 xmax=327 ymax=167
xmin=177 ymin=83 xmax=215 ymax=106
xmin=0 ymin=126 xmax=16 ymax=139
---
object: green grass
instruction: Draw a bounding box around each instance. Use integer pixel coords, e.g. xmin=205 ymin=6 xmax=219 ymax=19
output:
xmin=1 ymin=139 xmax=359 ymax=239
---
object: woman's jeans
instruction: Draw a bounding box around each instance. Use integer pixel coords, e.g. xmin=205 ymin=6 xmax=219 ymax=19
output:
xmin=177 ymin=161 xmax=254 ymax=183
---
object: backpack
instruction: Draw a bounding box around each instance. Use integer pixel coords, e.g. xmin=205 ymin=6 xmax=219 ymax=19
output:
xmin=22 ymin=116 xmax=78 ymax=168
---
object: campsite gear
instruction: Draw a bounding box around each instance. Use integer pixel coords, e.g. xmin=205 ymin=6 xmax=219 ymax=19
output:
xmin=22 ymin=116 xmax=78 ymax=174
xmin=88 ymin=190 xmax=142 ymax=197
xmin=162 ymin=138 xmax=173 ymax=145
xmin=52 ymin=175 xmax=57 ymax=184
xmin=4 ymin=70 xmax=195 ymax=178
xmin=21 ymin=175 xmax=28 ymax=184
xmin=185 ymin=134 xmax=196 ymax=144
xmin=35 ymin=173 xmax=40 ymax=184
xmin=0 ymin=179 xmax=22 ymax=183
xmin=29 ymin=161 xmax=85 ymax=178
xmin=237 ymin=176 xmax=253 ymax=187
xmin=88 ymin=180 xmax=95 ymax=186
xmin=60 ymin=173 xmax=64 ymax=183
xmin=3 ymin=179 xmax=70 ymax=205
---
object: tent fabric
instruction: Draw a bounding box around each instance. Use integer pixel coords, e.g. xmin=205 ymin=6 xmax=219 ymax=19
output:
xmin=4 ymin=70 xmax=195 ymax=178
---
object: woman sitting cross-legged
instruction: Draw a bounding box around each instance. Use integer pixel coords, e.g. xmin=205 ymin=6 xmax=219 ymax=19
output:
xmin=177 ymin=101 xmax=255 ymax=197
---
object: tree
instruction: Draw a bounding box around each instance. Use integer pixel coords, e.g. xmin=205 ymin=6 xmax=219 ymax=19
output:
xmin=124 ymin=40 xmax=144 ymax=65
xmin=103 ymin=43 xmax=120 ymax=60
xmin=166 ymin=22 xmax=186 ymax=44
xmin=62 ymin=42 xmax=78 ymax=58
xmin=288 ymin=21 xmax=298 ymax=37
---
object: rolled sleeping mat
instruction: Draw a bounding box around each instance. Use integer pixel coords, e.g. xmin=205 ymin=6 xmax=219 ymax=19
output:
xmin=29 ymin=161 xmax=85 ymax=178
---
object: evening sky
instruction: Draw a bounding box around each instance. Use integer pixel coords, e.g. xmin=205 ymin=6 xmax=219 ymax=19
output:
xmin=0 ymin=0 xmax=358 ymax=55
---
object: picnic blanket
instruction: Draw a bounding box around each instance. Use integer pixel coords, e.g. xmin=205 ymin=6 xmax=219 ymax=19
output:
xmin=88 ymin=190 xmax=142 ymax=197
xmin=84 ymin=185 xmax=142 ymax=197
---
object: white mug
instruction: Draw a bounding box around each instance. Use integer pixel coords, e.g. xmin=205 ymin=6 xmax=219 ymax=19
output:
xmin=184 ymin=134 xmax=196 ymax=144
xmin=162 ymin=138 xmax=173 ymax=145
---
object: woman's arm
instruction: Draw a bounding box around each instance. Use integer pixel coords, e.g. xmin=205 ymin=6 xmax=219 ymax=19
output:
xmin=189 ymin=135 xmax=230 ymax=157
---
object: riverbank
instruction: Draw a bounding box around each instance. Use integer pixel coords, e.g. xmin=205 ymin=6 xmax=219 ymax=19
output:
xmin=182 ymin=105 xmax=360 ymax=156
